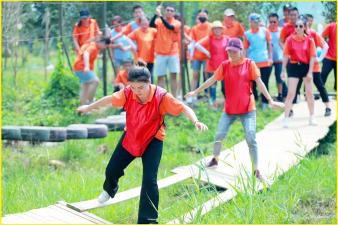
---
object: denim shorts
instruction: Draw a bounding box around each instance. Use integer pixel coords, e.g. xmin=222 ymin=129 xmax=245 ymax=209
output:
xmin=75 ymin=71 xmax=96 ymax=84
xmin=191 ymin=60 xmax=206 ymax=71
xmin=155 ymin=54 xmax=180 ymax=76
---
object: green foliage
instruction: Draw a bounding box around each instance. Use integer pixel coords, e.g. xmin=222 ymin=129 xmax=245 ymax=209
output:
xmin=322 ymin=1 xmax=336 ymax=23
xmin=43 ymin=41 xmax=79 ymax=108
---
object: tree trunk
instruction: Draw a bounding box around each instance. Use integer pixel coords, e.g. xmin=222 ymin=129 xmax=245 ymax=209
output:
xmin=44 ymin=7 xmax=50 ymax=80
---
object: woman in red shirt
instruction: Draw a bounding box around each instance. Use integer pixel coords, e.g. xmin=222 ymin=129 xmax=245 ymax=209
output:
xmin=77 ymin=66 xmax=208 ymax=224
xmin=186 ymin=38 xmax=283 ymax=183
xmin=281 ymin=17 xmax=317 ymax=127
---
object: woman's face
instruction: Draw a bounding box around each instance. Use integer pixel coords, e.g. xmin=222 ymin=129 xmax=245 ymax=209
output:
xmin=227 ymin=49 xmax=241 ymax=61
xmin=81 ymin=17 xmax=90 ymax=26
xmin=295 ymin=20 xmax=305 ymax=35
xmin=212 ymin=27 xmax=223 ymax=36
xmin=129 ymin=81 xmax=150 ymax=100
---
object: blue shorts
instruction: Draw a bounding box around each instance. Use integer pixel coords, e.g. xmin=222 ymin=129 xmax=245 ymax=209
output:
xmin=75 ymin=71 xmax=96 ymax=84
xmin=191 ymin=60 xmax=206 ymax=71
xmin=155 ymin=54 xmax=180 ymax=76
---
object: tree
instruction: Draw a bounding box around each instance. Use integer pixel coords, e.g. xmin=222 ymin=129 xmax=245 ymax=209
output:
xmin=322 ymin=1 xmax=336 ymax=23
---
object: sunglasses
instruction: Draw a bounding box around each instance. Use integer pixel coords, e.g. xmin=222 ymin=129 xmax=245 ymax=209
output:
xmin=166 ymin=9 xmax=174 ymax=12
xmin=295 ymin=24 xmax=304 ymax=28
xmin=269 ymin=21 xmax=277 ymax=24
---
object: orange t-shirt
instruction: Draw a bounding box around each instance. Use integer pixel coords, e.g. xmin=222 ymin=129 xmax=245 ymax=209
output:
xmin=243 ymin=27 xmax=272 ymax=68
xmin=308 ymin=30 xmax=325 ymax=73
xmin=214 ymin=57 xmax=260 ymax=112
xmin=284 ymin=35 xmax=316 ymax=64
xmin=222 ymin=20 xmax=245 ymax=38
xmin=73 ymin=43 xmax=100 ymax=71
xmin=115 ymin=70 xmax=129 ymax=86
xmin=154 ymin=17 xmax=181 ymax=55
xmin=73 ymin=19 xmax=100 ymax=47
xmin=111 ymin=84 xmax=184 ymax=140
xmin=280 ymin=23 xmax=295 ymax=43
xmin=122 ymin=21 xmax=140 ymax=35
xmin=128 ymin=28 xmax=157 ymax=63
xmin=191 ymin=22 xmax=212 ymax=60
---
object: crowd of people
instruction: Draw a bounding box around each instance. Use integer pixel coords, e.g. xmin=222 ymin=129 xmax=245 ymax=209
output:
xmin=74 ymin=4 xmax=336 ymax=224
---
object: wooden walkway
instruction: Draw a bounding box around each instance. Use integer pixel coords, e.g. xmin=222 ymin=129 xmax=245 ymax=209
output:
xmin=2 ymin=100 xmax=335 ymax=224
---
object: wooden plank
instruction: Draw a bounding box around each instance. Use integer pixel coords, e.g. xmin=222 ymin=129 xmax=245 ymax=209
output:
xmin=67 ymin=172 xmax=194 ymax=212
xmin=46 ymin=205 xmax=94 ymax=224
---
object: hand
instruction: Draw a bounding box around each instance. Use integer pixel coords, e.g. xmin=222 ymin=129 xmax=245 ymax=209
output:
xmin=306 ymin=72 xmax=313 ymax=81
xmin=316 ymin=57 xmax=323 ymax=63
xmin=281 ymin=70 xmax=286 ymax=81
xmin=75 ymin=47 xmax=80 ymax=54
xmin=194 ymin=121 xmax=208 ymax=131
xmin=268 ymin=58 xmax=273 ymax=65
xmin=138 ymin=58 xmax=147 ymax=66
xmin=206 ymin=52 xmax=211 ymax=58
xmin=121 ymin=47 xmax=127 ymax=52
xmin=185 ymin=90 xmax=198 ymax=98
xmin=155 ymin=5 xmax=162 ymax=17
xmin=84 ymin=67 xmax=90 ymax=73
xmin=268 ymin=100 xmax=285 ymax=109
xmin=77 ymin=105 xmax=90 ymax=114
xmin=117 ymin=43 xmax=124 ymax=49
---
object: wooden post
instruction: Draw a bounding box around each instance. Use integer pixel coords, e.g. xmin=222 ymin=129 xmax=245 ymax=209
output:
xmin=179 ymin=2 xmax=186 ymax=97
xmin=59 ymin=3 xmax=73 ymax=73
xmin=102 ymin=2 xmax=108 ymax=96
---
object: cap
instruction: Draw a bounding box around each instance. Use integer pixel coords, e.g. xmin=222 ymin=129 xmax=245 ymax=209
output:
xmin=211 ymin=20 xmax=223 ymax=29
xmin=249 ymin=13 xmax=261 ymax=23
xmin=224 ymin=8 xmax=235 ymax=16
xmin=226 ymin=38 xmax=243 ymax=52
xmin=80 ymin=10 xmax=90 ymax=19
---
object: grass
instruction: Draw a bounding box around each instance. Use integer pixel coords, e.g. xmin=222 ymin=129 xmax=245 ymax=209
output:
xmin=2 ymin=48 xmax=336 ymax=223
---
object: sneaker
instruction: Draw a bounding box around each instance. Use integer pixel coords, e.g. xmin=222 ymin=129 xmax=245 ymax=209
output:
xmin=206 ymin=158 xmax=218 ymax=168
xmin=309 ymin=116 xmax=317 ymax=126
xmin=288 ymin=109 xmax=294 ymax=118
xmin=98 ymin=190 xmax=110 ymax=204
xmin=186 ymin=96 xmax=193 ymax=104
xmin=282 ymin=117 xmax=289 ymax=128
xmin=324 ymin=108 xmax=331 ymax=117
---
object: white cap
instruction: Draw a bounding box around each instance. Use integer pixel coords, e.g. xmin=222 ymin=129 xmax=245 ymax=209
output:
xmin=224 ymin=8 xmax=235 ymax=16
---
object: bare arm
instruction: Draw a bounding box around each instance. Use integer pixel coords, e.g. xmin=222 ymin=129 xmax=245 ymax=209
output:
xmin=73 ymin=37 xmax=80 ymax=52
xmin=77 ymin=96 xmax=113 ymax=113
xmin=317 ymin=42 xmax=329 ymax=62
xmin=182 ymin=104 xmax=208 ymax=131
xmin=83 ymin=51 xmax=90 ymax=71
xmin=281 ymin=55 xmax=289 ymax=80
xmin=185 ymin=76 xmax=217 ymax=97
xmin=256 ymin=77 xmax=284 ymax=109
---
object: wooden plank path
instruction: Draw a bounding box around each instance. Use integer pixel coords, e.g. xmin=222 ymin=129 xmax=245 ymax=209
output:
xmin=167 ymin=100 xmax=336 ymax=223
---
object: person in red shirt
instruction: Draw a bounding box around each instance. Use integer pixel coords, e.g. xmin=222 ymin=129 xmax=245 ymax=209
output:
xmin=321 ymin=22 xmax=336 ymax=91
xmin=150 ymin=4 xmax=181 ymax=97
xmin=72 ymin=9 xmax=102 ymax=54
xmin=281 ymin=17 xmax=317 ymax=127
xmin=186 ymin=38 xmax=283 ymax=183
xmin=73 ymin=38 xmax=111 ymax=105
xmin=77 ymin=66 xmax=208 ymax=224
xmin=114 ymin=60 xmax=133 ymax=92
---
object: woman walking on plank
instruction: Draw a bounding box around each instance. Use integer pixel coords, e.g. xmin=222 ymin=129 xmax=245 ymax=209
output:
xmin=185 ymin=38 xmax=283 ymax=181
xmin=77 ymin=66 xmax=208 ymax=224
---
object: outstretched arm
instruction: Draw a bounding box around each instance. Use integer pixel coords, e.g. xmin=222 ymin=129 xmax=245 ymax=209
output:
xmin=77 ymin=96 xmax=113 ymax=113
xmin=255 ymin=77 xmax=284 ymax=109
xmin=185 ymin=75 xmax=217 ymax=98
xmin=182 ymin=104 xmax=208 ymax=131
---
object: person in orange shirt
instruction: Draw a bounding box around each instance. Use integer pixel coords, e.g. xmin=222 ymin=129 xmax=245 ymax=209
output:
xmin=73 ymin=38 xmax=111 ymax=105
xmin=186 ymin=37 xmax=283 ymax=182
xmin=72 ymin=9 xmax=102 ymax=54
xmin=280 ymin=7 xmax=299 ymax=44
xmin=122 ymin=5 xmax=145 ymax=35
xmin=128 ymin=16 xmax=157 ymax=82
xmin=244 ymin=13 xmax=273 ymax=110
xmin=223 ymin=8 xmax=245 ymax=38
xmin=77 ymin=66 xmax=208 ymax=224
xmin=190 ymin=9 xmax=212 ymax=101
xmin=321 ymin=22 xmax=336 ymax=91
xmin=281 ymin=17 xmax=317 ymax=127
xmin=114 ymin=60 xmax=133 ymax=92
xmin=279 ymin=4 xmax=292 ymax=27
xmin=150 ymin=4 xmax=181 ymax=97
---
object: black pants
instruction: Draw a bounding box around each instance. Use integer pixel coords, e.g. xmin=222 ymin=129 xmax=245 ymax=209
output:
xmin=273 ymin=62 xmax=288 ymax=97
xmin=321 ymin=58 xmax=337 ymax=91
xmin=147 ymin=63 xmax=154 ymax=84
xmin=252 ymin=66 xmax=272 ymax=103
xmin=103 ymin=133 xmax=163 ymax=224
xmin=294 ymin=72 xmax=329 ymax=103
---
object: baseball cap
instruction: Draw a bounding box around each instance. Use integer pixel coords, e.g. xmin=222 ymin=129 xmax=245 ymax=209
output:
xmin=226 ymin=38 xmax=243 ymax=52
xmin=211 ymin=20 xmax=223 ymax=29
xmin=249 ymin=13 xmax=261 ymax=23
xmin=224 ymin=8 xmax=235 ymax=16
xmin=80 ymin=10 xmax=90 ymax=19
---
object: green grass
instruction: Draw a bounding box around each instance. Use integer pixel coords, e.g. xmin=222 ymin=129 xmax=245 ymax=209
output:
xmin=2 ymin=48 xmax=336 ymax=223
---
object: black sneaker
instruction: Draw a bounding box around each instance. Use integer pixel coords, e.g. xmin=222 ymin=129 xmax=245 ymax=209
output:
xmin=324 ymin=107 xmax=331 ymax=117
xmin=206 ymin=158 xmax=218 ymax=168
xmin=288 ymin=109 xmax=294 ymax=118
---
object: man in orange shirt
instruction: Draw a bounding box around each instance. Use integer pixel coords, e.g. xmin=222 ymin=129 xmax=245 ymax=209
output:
xmin=150 ymin=4 xmax=181 ymax=97
xmin=280 ymin=7 xmax=299 ymax=44
xmin=73 ymin=38 xmax=111 ymax=105
xmin=73 ymin=9 xmax=102 ymax=54
xmin=279 ymin=4 xmax=292 ymax=27
xmin=122 ymin=5 xmax=145 ymax=35
xmin=223 ymin=8 xmax=245 ymax=38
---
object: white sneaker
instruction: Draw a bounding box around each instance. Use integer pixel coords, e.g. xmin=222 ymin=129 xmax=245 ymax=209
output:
xmin=98 ymin=190 xmax=110 ymax=204
xmin=282 ymin=117 xmax=289 ymax=128
xmin=309 ymin=116 xmax=317 ymax=126
xmin=186 ymin=96 xmax=193 ymax=104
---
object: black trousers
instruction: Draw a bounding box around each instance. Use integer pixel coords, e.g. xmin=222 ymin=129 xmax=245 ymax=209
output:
xmin=293 ymin=72 xmax=330 ymax=103
xmin=147 ymin=63 xmax=154 ymax=84
xmin=103 ymin=133 xmax=163 ymax=224
xmin=321 ymin=58 xmax=337 ymax=91
xmin=252 ymin=66 xmax=272 ymax=103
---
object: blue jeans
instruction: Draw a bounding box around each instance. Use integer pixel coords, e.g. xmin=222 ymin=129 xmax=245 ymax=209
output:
xmin=213 ymin=111 xmax=258 ymax=169
xmin=207 ymin=73 xmax=217 ymax=102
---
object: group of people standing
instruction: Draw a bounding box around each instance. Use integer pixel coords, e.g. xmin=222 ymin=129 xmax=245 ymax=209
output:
xmin=74 ymin=4 xmax=336 ymax=224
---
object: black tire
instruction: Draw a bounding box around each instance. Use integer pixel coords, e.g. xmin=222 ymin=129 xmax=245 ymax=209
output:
xmin=68 ymin=124 xmax=108 ymax=139
xmin=66 ymin=126 xmax=88 ymax=139
xmin=97 ymin=115 xmax=126 ymax=131
xmin=20 ymin=126 xmax=50 ymax=142
xmin=49 ymin=127 xmax=67 ymax=142
xmin=2 ymin=126 xmax=22 ymax=140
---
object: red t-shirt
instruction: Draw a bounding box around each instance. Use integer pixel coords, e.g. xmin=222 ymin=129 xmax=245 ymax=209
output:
xmin=280 ymin=23 xmax=295 ymax=43
xmin=283 ymin=34 xmax=316 ymax=64
xmin=308 ymin=30 xmax=325 ymax=72
xmin=322 ymin=22 xmax=336 ymax=61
